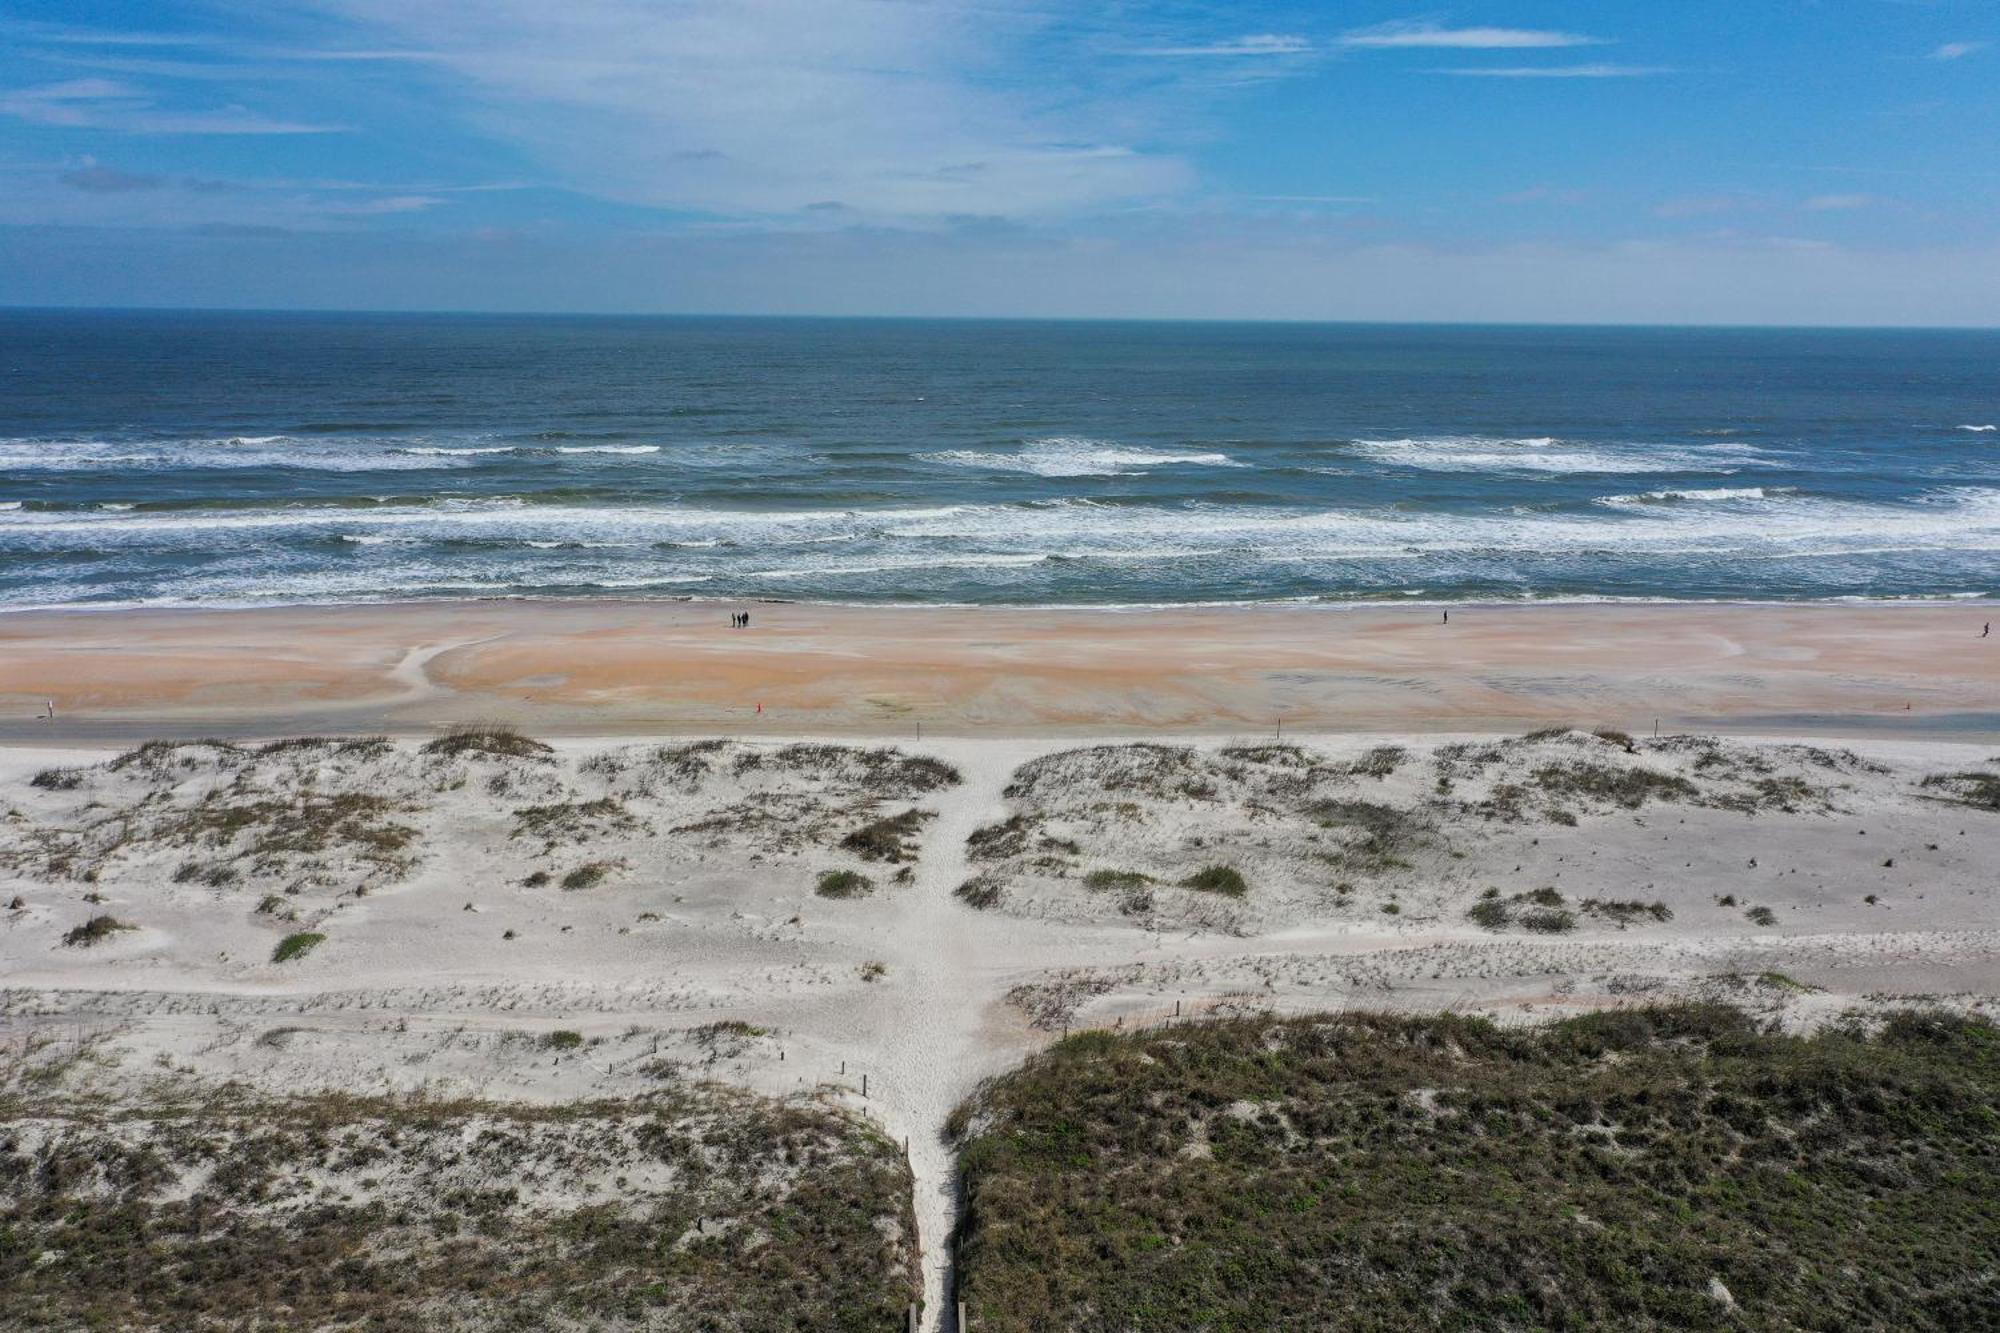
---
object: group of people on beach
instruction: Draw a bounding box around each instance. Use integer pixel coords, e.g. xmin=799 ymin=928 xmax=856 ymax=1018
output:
xmin=731 ymin=611 xmax=752 ymax=629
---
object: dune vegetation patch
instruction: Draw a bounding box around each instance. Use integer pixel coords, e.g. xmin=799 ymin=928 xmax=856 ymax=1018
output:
xmin=0 ymin=1082 xmax=918 ymax=1332
xmin=60 ymin=915 xmax=134 ymax=948
xmin=951 ymin=1006 xmax=2000 ymax=1332
xmin=420 ymin=724 xmax=555 ymax=763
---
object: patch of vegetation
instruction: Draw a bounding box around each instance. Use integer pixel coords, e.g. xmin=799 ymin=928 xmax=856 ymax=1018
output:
xmin=859 ymin=960 xmax=888 ymax=983
xmin=420 ymin=724 xmax=554 ymax=762
xmin=1920 ymin=771 xmax=2000 ymax=812
xmin=815 ymin=868 xmax=874 ymax=900
xmin=1083 ymin=868 xmax=1155 ymax=893
xmin=28 ymin=767 xmax=85 ymax=791
xmin=107 ymin=738 xmax=242 ymax=773
xmin=271 ymin=931 xmax=324 ymax=963
xmin=1531 ymin=760 xmax=1699 ymax=809
xmin=543 ymin=1030 xmax=585 ymax=1050
xmin=955 ymin=874 xmax=1005 ymax=910
xmin=952 ymin=1006 xmax=2000 ymax=1333
xmin=967 ymin=814 xmax=1035 ymax=862
xmin=1745 ymin=905 xmax=1779 ymax=927
xmin=1466 ymin=888 xmax=1592 ymax=934
xmin=1580 ymin=897 xmax=1674 ymax=926
xmin=0 ymin=1083 xmax=918 ymax=1331
xmin=511 ymin=797 xmax=640 ymax=846
xmin=1180 ymin=865 xmax=1247 ymax=898
xmin=839 ymin=808 xmax=930 ymax=863
xmin=739 ymin=743 xmax=959 ymax=796
xmin=560 ymin=861 xmax=616 ymax=891
xmin=1349 ymin=745 xmax=1406 ymax=779
xmin=61 ymin=915 xmax=134 ymax=948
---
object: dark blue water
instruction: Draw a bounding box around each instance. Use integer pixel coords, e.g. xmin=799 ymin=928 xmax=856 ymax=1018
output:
xmin=2 ymin=310 xmax=1996 ymax=608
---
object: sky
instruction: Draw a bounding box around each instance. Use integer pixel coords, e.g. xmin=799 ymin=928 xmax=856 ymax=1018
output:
xmin=1 ymin=1 xmax=1997 ymax=324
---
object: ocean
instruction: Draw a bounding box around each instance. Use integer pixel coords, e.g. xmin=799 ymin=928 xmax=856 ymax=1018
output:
xmin=1 ymin=310 xmax=1995 ymax=610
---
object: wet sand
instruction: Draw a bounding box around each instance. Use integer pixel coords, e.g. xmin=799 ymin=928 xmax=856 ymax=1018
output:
xmin=3 ymin=599 xmax=1997 ymax=740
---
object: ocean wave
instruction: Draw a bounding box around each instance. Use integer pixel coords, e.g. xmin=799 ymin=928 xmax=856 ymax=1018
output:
xmin=1597 ymin=486 xmax=1798 ymax=506
xmin=919 ymin=437 xmax=1244 ymax=477
xmin=1347 ymin=435 xmax=1767 ymax=476
xmin=1959 ymin=424 xmax=1998 ymax=433
xmin=553 ymin=444 xmax=660 ymax=455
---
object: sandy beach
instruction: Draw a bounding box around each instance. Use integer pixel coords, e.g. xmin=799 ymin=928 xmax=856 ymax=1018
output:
xmin=3 ymin=599 xmax=1998 ymax=740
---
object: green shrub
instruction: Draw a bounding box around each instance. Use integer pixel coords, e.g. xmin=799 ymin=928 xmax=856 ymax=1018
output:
xmin=1084 ymin=868 xmax=1154 ymax=892
xmin=561 ymin=862 xmax=613 ymax=891
xmin=272 ymin=931 xmax=325 ymax=963
xmin=1180 ymin=865 xmax=1247 ymax=898
xmin=544 ymin=1030 xmax=585 ymax=1050
xmin=955 ymin=875 xmax=1005 ymax=909
xmin=62 ymin=915 xmax=134 ymax=947
xmin=816 ymin=869 xmax=873 ymax=900
xmin=1745 ymin=905 xmax=1778 ymax=927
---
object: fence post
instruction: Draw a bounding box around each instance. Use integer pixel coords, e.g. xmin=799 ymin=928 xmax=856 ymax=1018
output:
xmin=958 ymin=1299 xmax=968 ymax=1330
xmin=908 ymin=1302 xmax=919 ymax=1332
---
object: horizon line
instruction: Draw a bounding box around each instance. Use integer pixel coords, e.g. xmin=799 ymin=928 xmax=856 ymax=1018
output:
xmin=3 ymin=304 xmax=1999 ymax=333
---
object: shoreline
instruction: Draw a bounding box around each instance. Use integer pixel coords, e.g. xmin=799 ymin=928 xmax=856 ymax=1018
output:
xmin=5 ymin=597 xmax=1998 ymax=742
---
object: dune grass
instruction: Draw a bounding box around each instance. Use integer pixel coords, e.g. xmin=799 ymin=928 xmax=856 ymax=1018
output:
xmin=951 ymin=1005 xmax=2000 ymax=1332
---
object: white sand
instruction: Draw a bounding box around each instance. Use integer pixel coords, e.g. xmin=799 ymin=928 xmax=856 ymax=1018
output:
xmin=4 ymin=730 xmax=1998 ymax=1329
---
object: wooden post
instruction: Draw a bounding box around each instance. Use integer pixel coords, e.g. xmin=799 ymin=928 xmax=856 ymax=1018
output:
xmin=908 ymin=1302 xmax=919 ymax=1332
xmin=862 ymin=1072 xmax=869 ymax=1098
xmin=958 ymin=1300 xmax=967 ymax=1330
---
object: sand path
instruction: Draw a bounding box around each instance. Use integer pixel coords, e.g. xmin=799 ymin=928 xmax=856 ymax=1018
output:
xmin=872 ymin=758 xmax=1008 ymax=1330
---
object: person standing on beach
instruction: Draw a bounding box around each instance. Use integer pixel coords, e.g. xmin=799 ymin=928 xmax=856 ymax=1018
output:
xmin=742 ymin=611 xmax=751 ymax=629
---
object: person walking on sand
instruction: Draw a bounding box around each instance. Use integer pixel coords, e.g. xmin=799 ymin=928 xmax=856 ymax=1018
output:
xmin=1441 ymin=610 xmax=1448 ymax=625
xmin=1985 ymin=622 xmax=1991 ymax=639
xmin=742 ymin=610 xmax=751 ymax=629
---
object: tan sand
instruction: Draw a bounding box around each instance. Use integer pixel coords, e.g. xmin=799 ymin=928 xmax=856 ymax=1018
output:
xmin=3 ymin=599 xmax=1998 ymax=739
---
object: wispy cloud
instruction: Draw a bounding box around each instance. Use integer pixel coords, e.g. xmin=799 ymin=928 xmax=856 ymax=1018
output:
xmin=1803 ymin=194 xmax=1873 ymax=212
xmin=1431 ymin=64 xmax=1667 ymax=79
xmin=290 ymin=0 xmax=1190 ymax=220
xmin=1930 ymin=41 xmax=1987 ymax=61
xmin=1135 ymin=34 xmax=1310 ymax=58
xmin=0 ymin=77 xmax=339 ymax=134
xmin=1341 ymin=22 xmax=1603 ymax=50
xmin=59 ymin=161 xmax=166 ymax=192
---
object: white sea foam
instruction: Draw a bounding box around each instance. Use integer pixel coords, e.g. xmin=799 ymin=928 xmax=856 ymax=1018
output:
xmin=1959 ymin=424 xmax=1997 ymax=433
xmin=1597 ymin=486 xmax=1796 ymax=506
xmin=1347 ymin=435 xmax=1767 ymax=476
xmin=395 ymin=446 xmax=515 ymax=456
xmin=553 ymin=444 xmax=660 ymax=455
xmin=920 ymin=437 xmax=1243 ymax=477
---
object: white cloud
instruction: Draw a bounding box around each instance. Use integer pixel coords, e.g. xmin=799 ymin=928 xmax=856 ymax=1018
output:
xmin=1803 ymin=194 xmax=1873 ymax=212
xmin=1930 ymin=41 xmax=1987 ymax=61
xmin=297 ymin=0 xmax=1191 ymax=220
xmin=0 ymin=76 xmax=338 ymax=133
xmin=1341 ymin=23 xmax=1603 ymax=50
xmin=1432 ymin=64 xmax=1667 ymax=79
xmin=1136 ymin=34 xmax=1310 ymax=58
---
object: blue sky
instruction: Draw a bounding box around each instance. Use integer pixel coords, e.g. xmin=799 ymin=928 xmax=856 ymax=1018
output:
xmin=2 ymin=1 xmax=1997 ymax=322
